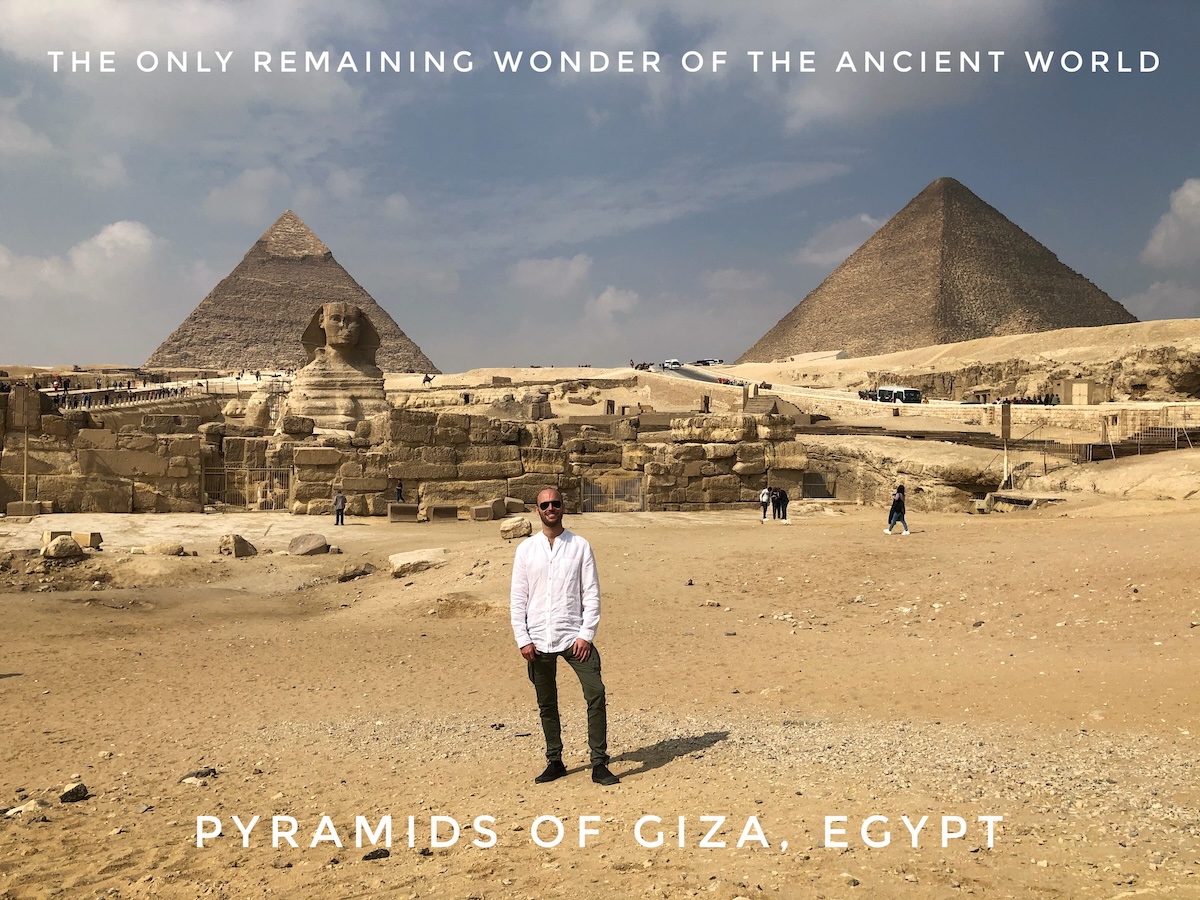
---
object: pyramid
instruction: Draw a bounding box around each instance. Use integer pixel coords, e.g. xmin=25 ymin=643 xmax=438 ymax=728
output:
xmin=738 ymin=177 xmax=1137 ymax=361
xmin=146 ymin=211 xmax=439 ymax=373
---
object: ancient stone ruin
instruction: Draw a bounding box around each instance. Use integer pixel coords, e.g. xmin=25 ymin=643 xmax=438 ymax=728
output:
xmin=146 ymin=211 xmax=439 ymax=374
xmin=278 ymin=302 xmax=390 ymax=429
xmin=739 ymin=177 xmax=1137 ymax=361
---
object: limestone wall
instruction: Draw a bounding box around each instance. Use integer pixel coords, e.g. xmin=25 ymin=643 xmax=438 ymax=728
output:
xmin=0 ymin=413 xmax=204 ymax=513
xmin=279 ymin=409 xmax=996 ymax=516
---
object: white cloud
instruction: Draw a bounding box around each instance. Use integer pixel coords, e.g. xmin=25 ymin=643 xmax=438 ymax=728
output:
xmin=0 ymin=90 xmax=55 ymax=158
xmin=384 ymin=192 xmax=412 ymax=220
xmin=508 ymin=254 xmax=593 ymax=298
xmin=1141 ymin=178 xmax=1200 ymax=268
xmin=1121 ymin=281 xmax=1200 ymax=321
xmin=700 ymin=267 xmax=771 ymax=294
xmin=520 ymin=0 xmax=1051 ymax=130
xmin=0 ymin=221 xmax=164 ymax=299
xmin=586 ymin=284 xmax=639 ymax=324
xmin=423 ymin=160 xmax=846 ymax=260
xmin=200 ymin=167 xmax=292 ymax=225
xmin=791 ymin=213 xmax=882 ymax=266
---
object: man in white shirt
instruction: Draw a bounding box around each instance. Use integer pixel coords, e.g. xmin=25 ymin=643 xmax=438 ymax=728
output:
xmin=510 ymin=487 xmax=618 ymax=786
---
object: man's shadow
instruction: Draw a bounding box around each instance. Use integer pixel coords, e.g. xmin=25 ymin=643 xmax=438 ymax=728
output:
xmin=613 ymin=731 xmax=728 ymax=778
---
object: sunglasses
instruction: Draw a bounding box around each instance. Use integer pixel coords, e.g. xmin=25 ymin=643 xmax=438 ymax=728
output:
xmin=538 ymin=500 xmax=563 ymax=510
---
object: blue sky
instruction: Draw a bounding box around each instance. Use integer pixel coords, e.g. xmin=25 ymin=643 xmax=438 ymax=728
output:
xmin=1 ymin=0 xmax=1197 ymax=372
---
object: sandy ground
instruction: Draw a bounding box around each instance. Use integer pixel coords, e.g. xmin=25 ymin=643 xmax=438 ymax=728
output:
xmin=1 ymin=491 xmax=1198 ymax=900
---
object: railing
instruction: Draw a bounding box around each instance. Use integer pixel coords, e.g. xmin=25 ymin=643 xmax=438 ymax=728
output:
xmin=203 ymin=467 xmax=293 ymax=508
xmin=582 ymin=475 xmax=646 ymax=512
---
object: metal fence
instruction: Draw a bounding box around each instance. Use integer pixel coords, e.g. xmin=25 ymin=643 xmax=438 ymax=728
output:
xmin=582 ymin=475 xmax=646 ymax=512
xmin=203 ymin=467 xmax=293 ymax=508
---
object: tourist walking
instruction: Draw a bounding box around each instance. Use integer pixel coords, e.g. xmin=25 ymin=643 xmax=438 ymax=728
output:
xmin=510 ymin=487 xmax=618 ymax=786
xmin=884 ymin=484 xmax=909 ymax=535
xmin=333 ymin=488 xmax=346 ymax=526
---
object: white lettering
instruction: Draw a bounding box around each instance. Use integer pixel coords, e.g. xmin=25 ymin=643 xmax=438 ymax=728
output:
xmin=232 ymin=815 xmax=259 ymax=847
xmin=699 ymin=815 xmax=726 ymax=849
xmin=430 ymin=815 xmax=460 ymax=848
xmin=272 ymin=816 xmax=298 ymax=848
xmin=634 ymin=815 xmax=663 ymax=848
xmin=862 ymin=815 xmax=890 ymax=848
xmin=1025 ymin=50 xmax=1054 ymax=72
xmin=137 ymin=51 xmax=158 ymax=73
xmin=355 ymin=815 xmax=391 ymax=848
xmin=941 ymin=815 xmax=967 ymax=847
xmin=494 ymin=50 xmax=522 ymax=72
xmin=901 ymin=815 xmax=928 ymax=848
xmin=309 ymin=815 xmax=343 ymax=848
xmin=472 ymin=815 xmax=497 ymax=848
xmin=737 ymin=816 xmax=768 ymax=848
xmin=579 ymin=815 xmax=601 ymax=847
xmin=979 ymin=815 xmax=1003 ymax=848
xmin=825 ymin=815 xmax=848 ymax=848
xmin=254 ymin=51 xmax=271 ymax=72
xmin=531 ymin=815 xmax=565 ymax=848
xmin=196 ymin=815 xmax=222 ymax=847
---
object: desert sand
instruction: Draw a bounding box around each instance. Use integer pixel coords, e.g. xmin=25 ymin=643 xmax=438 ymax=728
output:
xmin=2 ymin=476 xmax=1198 ymax=898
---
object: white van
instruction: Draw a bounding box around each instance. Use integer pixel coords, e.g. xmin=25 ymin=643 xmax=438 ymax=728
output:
xmin=663 ymin=359 xmax=682 ymax=369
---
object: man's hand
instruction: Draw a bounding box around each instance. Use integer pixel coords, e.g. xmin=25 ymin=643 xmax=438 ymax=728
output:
xmin=570 ymin=638 xmax=592 ymax=662
xmin=520 ymin=643 xmax=539 ymax=661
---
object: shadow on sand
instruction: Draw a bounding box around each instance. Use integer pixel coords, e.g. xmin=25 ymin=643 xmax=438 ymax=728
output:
xmin=614 ymin=731 xmax=729 ymax=777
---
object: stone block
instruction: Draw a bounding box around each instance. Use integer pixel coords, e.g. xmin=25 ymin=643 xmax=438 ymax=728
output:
xmin=389 ymin=547 xmax=448 ymax=576
xmin=218 ymin=534 xmax=257 ymax=557
xmin=425 ymin=504 xmax=460 ymax=522
xmin=456 ymin=445 xmax=523 ymax=479
xmin=307 ymin=499 xmax=334 ymax=516
xmin=0 ymin=447 xmax=77 ymax=476
xmin=76 ymin=429 xmax=117 ymax=450
xmin=294 ymin=447 xmax=344 ymax=467
xmin=169 ymin=437 xmax=201 ymax=457
xmin=500 ymin=516 xmax=533 ymax=540
xmin=506 ymin=474 xmax=561 ymax=503
xmin=704 ymin=443 xmax=737 ymax=459
xmin=341 ymin=476 xmax=388 ymax=492
xmin=505 ymin=496 xmax=526 ymax=513
xmin=672 ymin=415 xmax=757 ymax=443
xmin=42 ymin=531 xmax=72 ymax=545
xmin=490 ymin=497 xmax=507 ymax=519
xmin=281 ymin=415 xmax=315 ymax=436
xmin=79 ymin=449 xmax=168 ymax=479
xmin=40 ymin=416 xmax=71 ymax=438
xmin=388 ymin=502 xmax=419 ymax=522
xmin=288 ymin=533 xmax=329 ymax=556
xmin=338 ymin=460 xmax=364 ymax=478
xmin=520 ymin=447 xmax=568 ymax=474
xmin=42 ymin=535 xmax=84 ymax=558
xmin=418 ymin=479 xmax=508 ymax=506
xmin=470 ymin=504 xmax=493 ymax=521
xmin=768 ymin=442 xmax=808 ymax=470
xmin=292 ymin=481 xmax=335 ymax=503
xmin=72 ymin=532 xmax=103 ymax=549
xmin=34 ymin=474 xmax=132 ymax=513
xmin=116 ymin=434 xmax=157 ymax=453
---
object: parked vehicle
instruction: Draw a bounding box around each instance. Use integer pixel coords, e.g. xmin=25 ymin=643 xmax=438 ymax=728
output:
xmin=875 ymin=385 xmax=922 ymax=404
xmin=663 ymin=359 xmax=682 ymax=369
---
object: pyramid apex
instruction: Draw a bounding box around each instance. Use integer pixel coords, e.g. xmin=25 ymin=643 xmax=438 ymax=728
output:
xmin=257 ymin=210 xmax=330 ymax=259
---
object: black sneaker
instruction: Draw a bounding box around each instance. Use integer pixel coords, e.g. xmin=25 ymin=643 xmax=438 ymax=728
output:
xmin=534 ymin=761 xmax=568 ymax=783
xmin=591 ymin=764 xmax=619 ymax=785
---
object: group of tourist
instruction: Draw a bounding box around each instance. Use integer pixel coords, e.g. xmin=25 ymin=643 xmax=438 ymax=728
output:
xmin=758 ymin=485 xmax=791 ymax=522
xmin=995 ymin=394 xmax=1061 ymax=405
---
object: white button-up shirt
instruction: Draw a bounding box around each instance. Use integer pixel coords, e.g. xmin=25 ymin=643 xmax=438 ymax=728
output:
xmin=510 ymin=529 xmax=600 ymax=653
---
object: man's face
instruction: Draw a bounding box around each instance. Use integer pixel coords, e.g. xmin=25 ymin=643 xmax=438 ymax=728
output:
xmin=321 ymin=303 xmax=361 ymax=349
xmin=535 ymin=490 xmax=563 ymax=528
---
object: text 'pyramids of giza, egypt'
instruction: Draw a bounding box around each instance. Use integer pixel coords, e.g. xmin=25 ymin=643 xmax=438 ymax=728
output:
xmin=739 ymin=177 xmax=1137 ymax=362
xmin=146 ymin=211 xmax=439 ymax=374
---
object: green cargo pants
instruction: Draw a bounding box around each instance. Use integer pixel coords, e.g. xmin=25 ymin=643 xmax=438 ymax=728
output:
xmin=527 ymin=646 xmax=609 ymax=767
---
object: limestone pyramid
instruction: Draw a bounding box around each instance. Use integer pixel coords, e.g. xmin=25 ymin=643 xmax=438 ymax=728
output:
xmin=738 ymin=177 xmax=1137 ymax=361
xmin=146 ymin=211 xmax=439 ymax=373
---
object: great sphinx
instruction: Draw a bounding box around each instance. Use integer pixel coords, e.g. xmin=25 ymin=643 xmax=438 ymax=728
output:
xmin=280 ymin=302 xmax=390 ymax=429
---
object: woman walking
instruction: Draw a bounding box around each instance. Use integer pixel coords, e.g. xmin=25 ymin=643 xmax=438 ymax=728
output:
xmin=884 ymin=484 xmax=909 ymax=535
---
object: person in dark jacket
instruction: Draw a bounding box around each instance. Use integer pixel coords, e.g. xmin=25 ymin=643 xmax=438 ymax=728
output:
xmin=777 ymin=487 xmax=789 ymax=522
xmin=884 ymin=484 xmax=909 ymax=535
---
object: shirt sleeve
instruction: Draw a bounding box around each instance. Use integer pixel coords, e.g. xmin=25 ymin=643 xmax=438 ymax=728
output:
xmin=510 ymin=541 xmax=532 ymax=648
xmin=577 ymin=541 xmax=601 ymax=642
